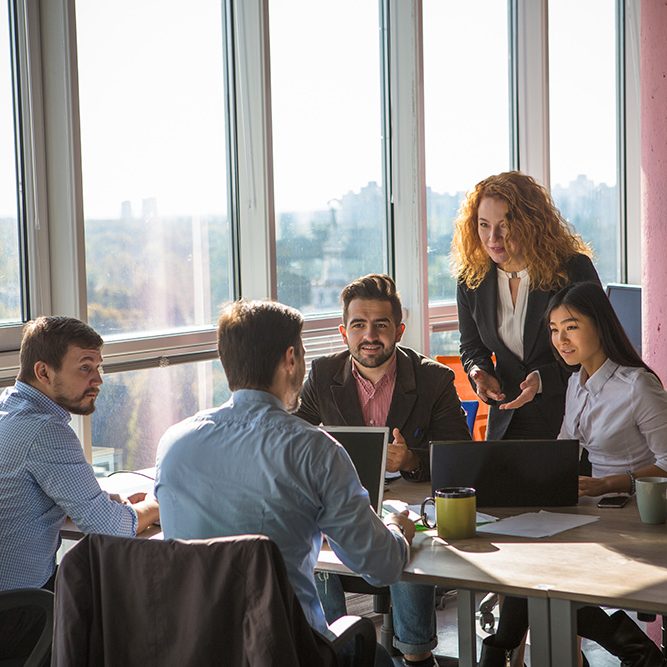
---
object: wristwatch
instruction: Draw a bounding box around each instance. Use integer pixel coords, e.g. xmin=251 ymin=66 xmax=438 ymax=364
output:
xmin=626 ymin=470 xmax=637 ymax=495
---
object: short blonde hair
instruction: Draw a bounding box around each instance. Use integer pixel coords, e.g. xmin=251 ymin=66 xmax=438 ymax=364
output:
xmin=451 ymin=171 xmax=591 ymax=290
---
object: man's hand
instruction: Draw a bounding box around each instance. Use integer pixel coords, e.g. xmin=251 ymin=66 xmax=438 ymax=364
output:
xmin=469 ymin=368 xmax=505 ymax=404
xmin=132 ymin=497 xmax=160 ymax=533
xmin=386 ymin=428 xmax=417 ymax=472
xmin=499 ymin=371 xmax=540 ymax=410
xmin=383 ymin=509 xmax=415 ymax=545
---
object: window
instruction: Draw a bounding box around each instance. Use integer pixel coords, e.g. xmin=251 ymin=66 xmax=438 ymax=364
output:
xmin=423 ymin=0 xmax=511 ymax=354
xmin=75 ymin=0 xmax=233 ymax=338
xmin=268 ymin=0 xmax=388 ymax=315
xmin=0 ymin=1 xmax=22 ymax=326
xmin=92 ymin=360 xmax=230 ymax=474
xmin=549 ymin=0 xmax=620 ymax=285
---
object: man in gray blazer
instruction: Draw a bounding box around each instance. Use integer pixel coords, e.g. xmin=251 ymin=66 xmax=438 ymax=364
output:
xmin=296 ymin=274 xmax=470 ymax=667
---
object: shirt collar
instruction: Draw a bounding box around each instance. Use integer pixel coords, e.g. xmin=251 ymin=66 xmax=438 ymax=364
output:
xmin=231 ymin=388 xmax=285 ymax=411
xmin=579 ymin=358 xmax=618 ymax=396
xmin=350 ymin=351 xmax=397 ymax=389
xmin=15 ymin=380 xmax=72 ymax=422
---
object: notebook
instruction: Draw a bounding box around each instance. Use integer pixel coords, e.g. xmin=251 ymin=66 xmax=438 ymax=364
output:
xmin=430 ymin=439 xmax=579 ymax=507
xmin=324 ymin=426 xmax=389 ymax=512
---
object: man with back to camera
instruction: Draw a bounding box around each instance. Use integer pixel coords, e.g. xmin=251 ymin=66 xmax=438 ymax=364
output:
xmin=296 ymin=274 xmax=471 ymax=667
xmin=0 ymin=316 xmax=159 ymax=660
xmin=154 ymin=299 xmax=414 ymax=666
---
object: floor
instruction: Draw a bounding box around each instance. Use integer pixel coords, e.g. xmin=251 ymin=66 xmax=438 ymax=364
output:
xmin=346 ymin=591 xmax=644 ymax=666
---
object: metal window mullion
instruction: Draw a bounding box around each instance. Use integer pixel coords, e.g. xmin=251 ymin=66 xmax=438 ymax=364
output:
xmin=387 ymin=0 xmax=428 ymax=354
xmin=623 ymin=0 xmax=641 ymax=284
xmin=38 ymin=0 xmax=87 ymax=320
xmin=516 ymin=0 xmax=550 ymax=186
xmin=233 ymin=0 xmax=275 ymax=301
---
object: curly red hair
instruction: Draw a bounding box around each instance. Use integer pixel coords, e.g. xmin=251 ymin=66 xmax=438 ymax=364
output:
xmin=451 ymin=171 xmax=592 ymax=290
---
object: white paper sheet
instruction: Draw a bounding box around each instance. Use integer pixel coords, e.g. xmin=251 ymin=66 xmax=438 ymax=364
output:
xmin=391 ymin=502 xmax=498 ymax=526
xmin=476 ymin=510 xmax=599 ymax=538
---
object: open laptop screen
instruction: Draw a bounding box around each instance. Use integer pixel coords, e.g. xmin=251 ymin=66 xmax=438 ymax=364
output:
xmin=324 ymin=426 xmax=389 ymax=512
xmin=430 ymin=439 xmax=579 ymax=507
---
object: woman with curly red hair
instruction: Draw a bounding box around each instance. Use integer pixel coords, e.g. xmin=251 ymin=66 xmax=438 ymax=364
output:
xmin=451 ymin=170 xmax=600 ymax=440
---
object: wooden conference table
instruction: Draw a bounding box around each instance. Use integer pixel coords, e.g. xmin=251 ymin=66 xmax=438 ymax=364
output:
xmin=62 ymin=473 xmax=667 ymax=666
xmin=316 ymin=478 xmax=667 ymax=667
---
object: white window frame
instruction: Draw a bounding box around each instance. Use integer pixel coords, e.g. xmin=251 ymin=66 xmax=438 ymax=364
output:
xmin=0 ymin=0 xmax=642 ymax=420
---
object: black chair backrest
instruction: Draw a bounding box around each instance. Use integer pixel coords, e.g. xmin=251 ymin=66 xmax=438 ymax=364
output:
xmin=0 ymin=588 xmax=54 ymax=667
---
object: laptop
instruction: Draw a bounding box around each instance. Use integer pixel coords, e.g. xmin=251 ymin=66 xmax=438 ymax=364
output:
xmin=324 ymin=426 xmax=389 ymax=512
xmin=430 ymin=439 xmax=579 ymax=507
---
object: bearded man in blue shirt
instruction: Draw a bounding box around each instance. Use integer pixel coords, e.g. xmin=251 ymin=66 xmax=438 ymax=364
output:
xmin=0 ymin=316 xmax=159 ymax=660
xmin=155 ymin=299 xmax=414 ymax=667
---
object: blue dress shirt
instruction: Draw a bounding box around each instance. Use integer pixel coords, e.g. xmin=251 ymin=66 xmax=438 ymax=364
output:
xmin=155 ymin=389 xmax=408 ymax=634
xmin=0 ymin=381 xmax=137 ymax=590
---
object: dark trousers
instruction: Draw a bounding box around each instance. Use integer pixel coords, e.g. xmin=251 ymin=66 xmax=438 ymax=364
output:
xmin=0 ymin=570 xmax=56 ymax=661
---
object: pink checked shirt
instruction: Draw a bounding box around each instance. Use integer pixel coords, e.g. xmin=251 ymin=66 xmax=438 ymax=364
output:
xmin=351 ymin=353 xmax=397 ymax=428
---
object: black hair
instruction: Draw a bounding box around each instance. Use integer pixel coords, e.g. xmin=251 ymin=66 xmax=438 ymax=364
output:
xmin=546 ymin=281 xmax=660 ymax=383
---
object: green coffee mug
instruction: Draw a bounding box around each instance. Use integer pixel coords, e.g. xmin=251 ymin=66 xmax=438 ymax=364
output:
xmin=420 ymin=487 xmax=476 ymax=540
xmin=636 ymin=477 xmax=667 ymax=524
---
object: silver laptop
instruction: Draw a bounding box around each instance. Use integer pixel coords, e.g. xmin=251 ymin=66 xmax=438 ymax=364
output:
xmin=324 ymin=426 xmax=389 ymax=512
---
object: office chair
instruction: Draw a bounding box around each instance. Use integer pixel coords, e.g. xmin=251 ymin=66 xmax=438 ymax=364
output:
xmin=52 ymin=533 xmax=376 ymax=667
xmin=0 ymin=588 xmax=54 ymax=667
xmin=435 ymin=354 xmax=491 ymax=440
xmin=461 ymin=400 xmax=479 ymax=435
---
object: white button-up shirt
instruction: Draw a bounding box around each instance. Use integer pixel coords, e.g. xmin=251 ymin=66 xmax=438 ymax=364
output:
xmin=559 ymin=359 xmax=667 ymax=477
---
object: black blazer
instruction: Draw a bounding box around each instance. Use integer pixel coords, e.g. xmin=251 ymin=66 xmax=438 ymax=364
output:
xmin=295 ymin=345 xmax=471 ymax=482
xmin=457 ymin=253 xmax=600 ymax=440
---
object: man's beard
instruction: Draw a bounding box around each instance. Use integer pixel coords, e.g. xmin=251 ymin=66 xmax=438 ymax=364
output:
xmin=350 ymin=341 xmax=396 ymax=369
xmin=53 ymin=386 xmax=98 ymax=415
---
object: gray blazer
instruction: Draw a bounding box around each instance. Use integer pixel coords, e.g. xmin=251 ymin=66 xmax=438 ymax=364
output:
xmin=296 ymin=345 xmax=471 ymax=482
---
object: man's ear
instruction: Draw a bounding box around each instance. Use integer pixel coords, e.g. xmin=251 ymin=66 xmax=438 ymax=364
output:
xmin=338 ymin=323 xmax=348 ymax=344
xmin=395 ymin=322 xmax=406 ymax=342
xmin=284 ymin=346 xmax=297 ymax=373
xmin=33 ymin=361 xmax=52 ymax=386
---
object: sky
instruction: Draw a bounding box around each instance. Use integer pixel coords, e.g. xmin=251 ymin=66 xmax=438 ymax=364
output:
xmin=0 ymin=0 xmax=618 ymax=219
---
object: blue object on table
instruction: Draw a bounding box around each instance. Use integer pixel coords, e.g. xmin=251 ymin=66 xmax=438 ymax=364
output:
xmin=461 ymin=400 xmax=479 ymax=435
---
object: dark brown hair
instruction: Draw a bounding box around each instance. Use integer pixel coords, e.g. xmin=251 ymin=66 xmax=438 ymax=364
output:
xmin=217 ymin=300 xmax=304 ymax=391
xmin=18 ymin=316 xmax=104 ymax=383
xmin=340 ymin=274 xmax=402 ymax=326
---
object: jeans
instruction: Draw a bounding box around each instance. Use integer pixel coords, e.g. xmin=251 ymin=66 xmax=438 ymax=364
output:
xmin=316 ymin=572 xmax=437 ymax=655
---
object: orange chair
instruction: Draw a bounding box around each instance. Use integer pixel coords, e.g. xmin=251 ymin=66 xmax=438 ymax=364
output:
xmin=435 ymin=354 xmax=490 ymax=441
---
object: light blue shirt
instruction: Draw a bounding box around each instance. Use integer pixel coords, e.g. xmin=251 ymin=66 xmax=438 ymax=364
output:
xmin=0 ymin=381 xmax=137 ymax=590
xmin=155 ymin=389 xmax=408 ymax=634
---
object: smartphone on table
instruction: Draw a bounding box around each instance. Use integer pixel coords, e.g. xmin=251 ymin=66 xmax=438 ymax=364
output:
xmin=597 ymin=494 xmax=630 ymax=508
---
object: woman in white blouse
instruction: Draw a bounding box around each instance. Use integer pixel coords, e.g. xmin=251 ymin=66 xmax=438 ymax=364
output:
xmin=550 ymin=280 xmax=667 ymax=494
xmin=480 ymin=281 xmax=667 ymax=667
xmin=452 ymin=171 xmax=599 ymax=441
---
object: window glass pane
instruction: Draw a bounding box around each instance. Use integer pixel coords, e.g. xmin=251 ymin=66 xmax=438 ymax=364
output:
xmin=549 ymin=0 xmax=619 ymax=285
xmin=76 ymin=1 xmax=232 ymax=337
xmin=92 ymin=360 xmax=230 ymax=475
xmin=0 ymin=3 xmax=21 ymax=325
xmin=269 ymin=0 xmax=387 ymax=314
xmin=424 ymin=0 xmax=511 ymax=313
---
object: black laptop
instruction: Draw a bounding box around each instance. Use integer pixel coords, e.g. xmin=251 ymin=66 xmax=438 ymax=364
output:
xmin=324 ymin=426 xmax=389 ymax=512
xmin=430 ymin=439 xmax=579 ymax=507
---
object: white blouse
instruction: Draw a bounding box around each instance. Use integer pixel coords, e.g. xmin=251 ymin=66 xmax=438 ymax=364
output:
xmin=558 ymin=359 xmax=667 ymax=477
xmin=496 ymin=268 xmax=530 ymax=360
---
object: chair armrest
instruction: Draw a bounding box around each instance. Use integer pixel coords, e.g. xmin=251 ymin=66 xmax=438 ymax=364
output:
xmin=329 ymin=615 xmax=377 ymax=665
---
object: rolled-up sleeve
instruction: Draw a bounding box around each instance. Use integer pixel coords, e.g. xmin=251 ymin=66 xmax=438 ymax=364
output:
xmin=315 ymin=441 xmax=408 ymax=587
xmin=27 ymin=422 xmax=137 ymax=537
